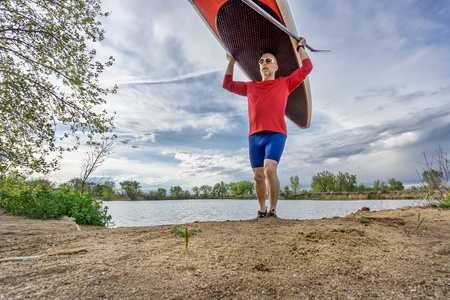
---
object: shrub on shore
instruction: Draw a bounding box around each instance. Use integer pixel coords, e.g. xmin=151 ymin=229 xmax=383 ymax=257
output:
xmin=437 ymin=194 xmax=450 ymax=209
xmin=0 ymin=178 xmax=111 ymax=226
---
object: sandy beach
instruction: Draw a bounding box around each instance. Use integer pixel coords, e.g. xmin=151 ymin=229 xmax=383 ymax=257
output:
xmin=1 ymin=206 xmax=449 ymax=299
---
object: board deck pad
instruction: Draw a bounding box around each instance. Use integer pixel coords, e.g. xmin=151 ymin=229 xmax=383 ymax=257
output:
xmin=190 ymin=0 xmax=311 ymax=128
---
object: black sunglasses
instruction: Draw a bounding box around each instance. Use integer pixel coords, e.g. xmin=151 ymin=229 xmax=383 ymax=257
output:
xmin=258 ymin=58 xmax=275 ymax=64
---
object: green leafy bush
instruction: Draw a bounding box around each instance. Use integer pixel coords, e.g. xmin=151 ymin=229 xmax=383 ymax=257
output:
xmin=0 ymin=179 xmax=111 ymax=226
xmin=437 ymin=194 xmax=450 ymax=209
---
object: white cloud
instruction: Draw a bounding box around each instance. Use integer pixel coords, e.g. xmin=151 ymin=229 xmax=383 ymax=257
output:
xmin=382 ymin=132 xmax=419 ymax=149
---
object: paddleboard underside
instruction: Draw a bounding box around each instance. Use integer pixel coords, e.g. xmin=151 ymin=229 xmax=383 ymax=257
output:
xmin=191 ymin=0 xmax=311 ymax=128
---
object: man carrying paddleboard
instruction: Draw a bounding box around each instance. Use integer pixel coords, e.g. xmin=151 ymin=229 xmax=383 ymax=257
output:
xmin=223 ymin=37 xmax=312 ymax=218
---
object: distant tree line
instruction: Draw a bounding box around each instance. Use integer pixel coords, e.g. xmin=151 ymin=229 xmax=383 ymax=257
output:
xmin=279 ymin=173 xmax=406 ymax=199
xmin=309 ymin=171 xmax=404 ymax=193
xmin=1 ymin=167 xmax=449 ymax=207
xmin=4 ymin=144 xmax=450 ymax=204
xmin=35 ymin=178 xmax=255 ymax=201
xmin=116 ymin=180 xmax=255 ymax=200
xmin=26 ymin=171 xmax=426 ymax=201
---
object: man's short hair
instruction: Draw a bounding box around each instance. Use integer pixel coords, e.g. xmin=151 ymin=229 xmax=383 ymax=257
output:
xmin=260 ymin=52 xmax=276 ymax=57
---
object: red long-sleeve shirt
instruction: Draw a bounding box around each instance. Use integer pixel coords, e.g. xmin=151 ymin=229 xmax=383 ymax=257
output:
xmin=223 ymin=58 xmax=312 ymax=136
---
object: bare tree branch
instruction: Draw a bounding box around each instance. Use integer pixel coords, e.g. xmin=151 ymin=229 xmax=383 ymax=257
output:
xmin=80 ymin=136 xmax=116 ymax=195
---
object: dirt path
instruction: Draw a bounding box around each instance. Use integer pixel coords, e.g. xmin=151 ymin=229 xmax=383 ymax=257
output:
xmin=1 ymin=206 xmax=449 ymax=299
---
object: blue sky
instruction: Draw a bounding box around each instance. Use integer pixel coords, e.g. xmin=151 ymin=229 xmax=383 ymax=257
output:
xmin=48 ymin=0 xmax=450 ymax=191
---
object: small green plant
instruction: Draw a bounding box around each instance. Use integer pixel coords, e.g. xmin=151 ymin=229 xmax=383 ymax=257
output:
xmin=170 ymin=226 xmax=202 ymax=236
xmin=416 ymin=213 xmax=425 ymax=235
xmin=358 ymin=217 xmax=370 ymax=224
xmin=184 ymin=228 xmax=189 ymax=249
xmin=170 ymin=226 xmax=202 ymax=249
xmin=437 ymin=194 xmax=450 ymax=209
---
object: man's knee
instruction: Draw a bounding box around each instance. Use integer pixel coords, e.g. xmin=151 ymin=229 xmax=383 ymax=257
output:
xmin=264 ymin=166 xmax=276 ymax=178
xmin=254 ymin=173 xmax=265 ymax=183
xmin=253 ymin=168 xmax=265 ymax=182
xmin=264 ymin=160 xmax=278 ymax=178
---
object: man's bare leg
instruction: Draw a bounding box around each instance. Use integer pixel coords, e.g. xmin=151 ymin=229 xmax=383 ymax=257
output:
xmin=253 ymin=167 xmax=266 ymax=213
xmin=264 ymin=159 xmax=279 ymax=214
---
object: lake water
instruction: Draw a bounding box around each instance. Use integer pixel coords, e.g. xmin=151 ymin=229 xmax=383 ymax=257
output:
xmin=103 ymin=199 xmax=422 ymax=228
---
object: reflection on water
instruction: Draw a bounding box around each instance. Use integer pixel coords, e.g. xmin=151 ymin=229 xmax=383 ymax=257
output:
xmin=103 ymin=199 xmax=422 ymax=228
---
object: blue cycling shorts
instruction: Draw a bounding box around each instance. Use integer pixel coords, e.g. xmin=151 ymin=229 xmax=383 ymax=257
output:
xmin=249 ymin=131 xmax=287 ymax=168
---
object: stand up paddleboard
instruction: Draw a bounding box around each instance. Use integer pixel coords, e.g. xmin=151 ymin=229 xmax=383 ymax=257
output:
xmin=189 ymin=0 xmax=312 ymax=129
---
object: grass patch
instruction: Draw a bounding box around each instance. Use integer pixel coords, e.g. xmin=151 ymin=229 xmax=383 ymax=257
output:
xmin=358 ymin=218 xmax=371 ymax=224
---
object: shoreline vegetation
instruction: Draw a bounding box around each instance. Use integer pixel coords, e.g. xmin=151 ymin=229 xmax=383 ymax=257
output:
xmin=2 ymin=176 xmax=448 ymax=229
xmin=1 ymin=170 xmax=448 ymax=228
xmin=104 ymin=190 xmax=426 ymax=201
